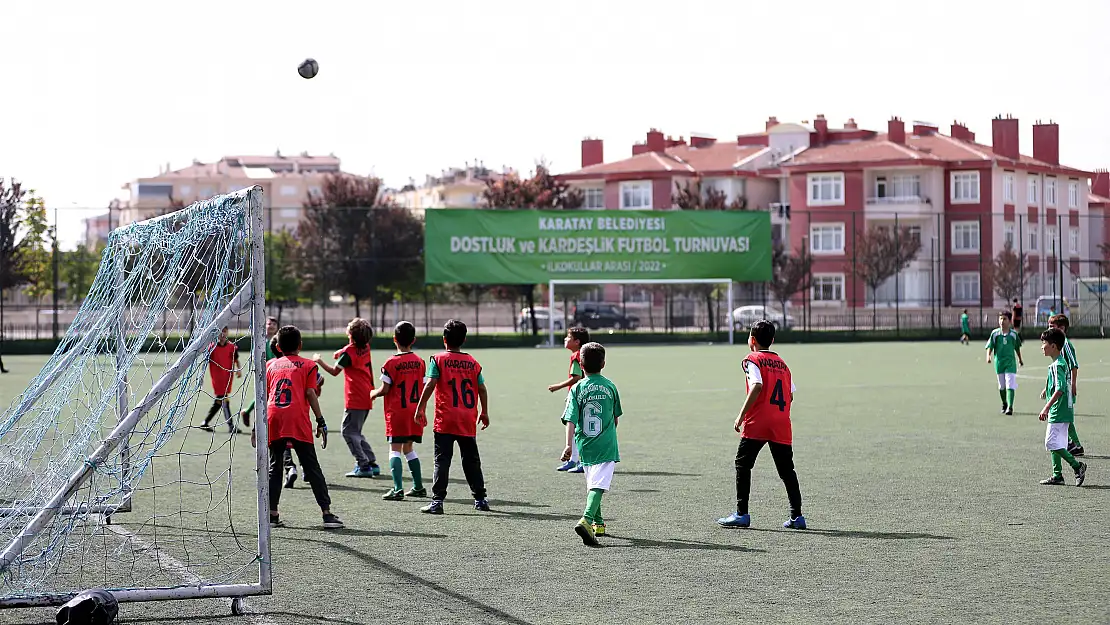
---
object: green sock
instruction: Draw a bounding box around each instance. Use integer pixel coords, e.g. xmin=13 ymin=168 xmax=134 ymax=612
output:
xmin=998 ymin=389 xmax=1007 ymax=405
xmin=584 ymin=488 xmax=604 ymax=525
xmin=1068 ymin=423 xmax=1081 ymax=446
xmin=1056 ymin=448 xmax=1080 ymax=471
xmin=1006 ymin=389 xmax=1015 ymax=407
xmin=1051 ymin=451 xmax=1063 ymax=477
xmin=407 ymin=456 xmax=424 ymax=490
xmin=390 ymin=455 xmax=404 ymax=491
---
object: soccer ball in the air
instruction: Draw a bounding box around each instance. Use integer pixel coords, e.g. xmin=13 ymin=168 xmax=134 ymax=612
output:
xmin=298 ymin=58 xmax=319 ymax=79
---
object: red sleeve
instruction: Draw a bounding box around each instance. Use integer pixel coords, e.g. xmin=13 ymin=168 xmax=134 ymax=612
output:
xmin=305 ymin=363 xmax=319 ymax=393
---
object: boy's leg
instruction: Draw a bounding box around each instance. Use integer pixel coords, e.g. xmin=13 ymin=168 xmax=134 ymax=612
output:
xmin=1005 ymin=374 xmax=1017 ymax=411
xmin=430 ymin=432 xmax=454 ymax=501
xmin=584 ymin=488 xmax=604 ymax=525
xmin=202 ymin=397 xmax=223 ymax=426
xmin=734 ymin=438 xmax=766 ymax=516
xmin=583 ymin=462 xmax=614 ymax=527
xmin=768 ymin=442 xmax=803 ymax=519
xmin=341 ymin=410 xmax=374 ymax=471
xmin=456 ymin=436 xmax=487 ymax=500
xmin=283 ymin=446 xmax=297 ymax=487
xmin=388 ymin=446 xmax=404 ymax=492
xmin=267 ymin=440 xmax=286 ymax=515
xmin=220 ymin=398 xmax=235 ymax=431
xmin=1067 ymin=423 xmax=1083 ymax=448
xmin=405 ymin=445 xmax=424 ymax=491
xmin=996 ymin=374 xmax=1007 ymax=409
xmin=292 ymin=440 xmax=333 ymax=512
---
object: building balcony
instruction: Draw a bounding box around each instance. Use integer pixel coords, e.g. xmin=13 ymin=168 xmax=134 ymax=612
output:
xmin=864 ymin=195 xmax=935 ymax=216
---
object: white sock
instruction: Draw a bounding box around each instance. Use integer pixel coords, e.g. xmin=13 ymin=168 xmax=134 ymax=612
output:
xmin=390 ymin=450 xmax=404 ymax=460
xmin=405 ymin=451 xmax=418 ymax=461
xmin=570 ymin=445 xmax=579 ymax=463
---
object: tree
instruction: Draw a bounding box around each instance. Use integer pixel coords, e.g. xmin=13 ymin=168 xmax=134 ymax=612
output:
xmin=671 ymin=177 xmax=748 ymax=210
xmin=990 ymin=242 xmax=1033 ymax=304
xmin=848 ymin=225 xmax=923 ymax=329
xmin=61 ymin=242 xmax=102 ymax=303
xmin=768 ymin=244 xmax=812 ymax=325
xmin=20 ymin=197 xmax=53 ymax=314
xmin=264 ymin=230 xmax=303 ymax=323
xmin=0 ymin=178 xmax=31 ymax=373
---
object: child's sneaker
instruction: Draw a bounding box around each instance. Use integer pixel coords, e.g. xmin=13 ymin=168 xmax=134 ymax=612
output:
xmin=1075 ymin=462 xmax=1087 ymax=487
xmin=322 ymin=513 xmax=344 ymax=529
xmin=568 ymin=463 xmax=584 ymax=474
xmin=198 ymin=424 xmax=215 ymax=432
xmin=381 ymin=489 xmax=404 ymax=501
xmin=370 ymin=463 xmax=382 ymax=477
xmin=1000 ymin=404 xmax=1008 ymax=414
xmin=474 ymin=499 xmax=491 ymax=512
xmin=574 ymin=519 xmax=599 ymax=546
xmin=345 ymin=465 xmax=375 ymax=478
xmin=717 ymin=512 xmax=750 ymax=528
xmin=269 ymin=515 xmax=284 ymax=528
xmin=405 ymin=487 xmax=427 ymax=498
xmin=240 ymin=411 xmax=251 ymax=428
xmin=1068 ymin=442 xmax=1085 ymax=457
xmin=556 ymin=460 xmax=576 ymax=472
xmin=592 ymin=523 xmax=606 ymax=537
xmin=1039 ymin=475 xmax=1066 ymax=485
xmin=284 ymin=469 xmax=298 ymax=489
xmin=783 ymin=515 xmax=807 ymax=530
xmin=1004 ymin=407 xmax=1013 ymax=416
xmin=420 ymin=500 xmax=444 ymax=515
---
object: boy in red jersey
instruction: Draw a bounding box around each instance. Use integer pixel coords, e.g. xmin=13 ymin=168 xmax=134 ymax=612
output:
xmin=717 ymin=320 xmax=805 ymax=530
xmin=415 ymin=319 xmax=490 ymax=515
xmin=315 ymin=318 xmax=380 ymax=478
xmin=200 ymin=326 xmax=243 ymax=433
xmin=548 ymin=326 xmax=590 ymax=473
xmin=254 ymin=325 xmax=343 ymax=529
xmin=370 ymin=321 xmax=427 ymax=501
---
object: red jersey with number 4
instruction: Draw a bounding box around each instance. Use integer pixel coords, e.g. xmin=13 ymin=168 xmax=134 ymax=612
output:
xmin=334 ymin=343 xmax=373 ymax=410
xmin=266 ymin=355 xmax=319 ymax=445
xmin=429 ymin=351 xmax=482 ymax=437
xmin=740 ymin=351 xmax=794 ymax=445
xmin=381 ymin=352 xmax=426 ymax=437
xmin=207 ymin=342 xmax=238 ymax=397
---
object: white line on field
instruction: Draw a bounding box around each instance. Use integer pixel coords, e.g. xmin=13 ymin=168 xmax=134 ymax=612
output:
xmin=104 ymin=523 xmax=277 ymax=625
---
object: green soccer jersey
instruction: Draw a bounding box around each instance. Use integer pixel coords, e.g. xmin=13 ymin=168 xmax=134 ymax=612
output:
xmin=562 ymin=373 xmax=622 ymax=466
xmin=1061 ymin=337 xmax=1079 ymax=371
xmin=985 ymin=328 xmax=1021 ymax=374
xmin=960 ymin=313 xmax=970 ymax=333
xmin=1044 ymin=355 xmax=1075 ymax=423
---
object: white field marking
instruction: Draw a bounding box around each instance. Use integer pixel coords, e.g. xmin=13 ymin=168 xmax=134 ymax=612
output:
xmin=104 ymin=523 xmax=277 ymax=625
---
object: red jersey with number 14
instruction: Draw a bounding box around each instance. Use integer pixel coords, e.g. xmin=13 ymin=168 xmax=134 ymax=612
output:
xmin=265 ymin=355 xmax=319 ymax=445
xmin=381 ymin=352 xmax=426 ymax=437
xmin=740 ymin=351 xmax=794 ymax=445
xmin=429 ymin=351 xmax=482 ymax=437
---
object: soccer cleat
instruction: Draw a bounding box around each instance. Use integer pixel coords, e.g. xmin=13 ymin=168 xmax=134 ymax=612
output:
xmin=198 ymin=424 xmax=215 ymax=432
xmin=269 ymin=515 xmax=284 ymax=528
xmin=717 ymin=512 xmax=751 ymax=528
xmin=568 ymin=463 xmax=585 ymax=474
xmin=574 ymin=519 xmax=599 ymax=546
xmin=556 ymin=460 xmax=576 ymax=472
xmin=1075 ymin=462 xmax=1087 ymax=487
xmin=592 ymin=523 xmax=606 ymax=537
xmin=1005 ymin=408 xmax=1013 ymax=416
xmin=1000 ymin=405 xmax=1008 ymax=414
xmin=405 ymin=487 xmax=428 ymax=498
xmin=345 ymin=466 xmax=375 ymax=478
xmin=284 ymin=469 xmax=298 ymax=489
xmin=240 ymin=411 xmax=251 ymax=428
xmin=783 ymin=515 xmax=807 ymax=530
xmin=1068 ymin=443 xmax=1085 ymax=457
xmin=370 ymin=463 xmax=382 ymax=477
xmin=381 ymin=489 xmax=405 ymax=501
xmin=1039 ymin=475 xmax=1066 ymax=485
xmin=322 ymin=513 xmax=344 ymax=529
xmin=474 ymin=499 xmax=491 ymax=512
xmin=420 ymin=500 xmax=444 ymax=515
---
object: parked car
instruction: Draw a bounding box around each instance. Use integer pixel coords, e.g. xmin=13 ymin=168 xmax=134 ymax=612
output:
xmin=572 ymin=302 xmax=640 ymax=330
xmin=730 ymin=305 xmax=795 ymax=331
xmin=517 ymin=307 xmax=565 ymax=331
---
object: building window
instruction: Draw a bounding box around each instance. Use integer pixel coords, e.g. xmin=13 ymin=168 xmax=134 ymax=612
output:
xmin=951 ymin=221 xmax=980 ymax=253
xmin=1069 ymin=227 xmax=1080 ymax=255
xmin=1068 ymin=181 xmax=1080 ymax=208
xmin=1028 ymin=177 xmax=1039 ymax=205
xmin=874 ymin=174 xmax=921 ymax=200
xmin=952 ymin=272 xmax=981 ymax=305
xmin=583 ymin=187 xmax=604 ymax=210
xmin=307 ymin=186 xmax=322 ymax=198
xmin=199 ymin=187 xmax=214 ymax=198
xmin=1003 ymin=173 xmax=1015 ymax=203
xmin=950 ymin=171 xmax=980 ymax=203
xmin=136 ymin=183 xmax=175 ymax=198
xmin=179 ymin=185 xmax=192 ymax=198
xmin=905 ymin=225 xmax=922 ymax=244
xmin=620 ymin=182 xmax=652 ymax=209
xmin=1004 ymin=222 xmax=1016 ymax=248
xmin=280 ymin=185 xmax=298 ymax=197
xmin=1045 ymin=178 xmax=1057 ymax=207
xmin=811 ymin=274 xmax=844 ymax=302
xmin=1028 ymin=224 xmax=1039 ymax=251
xmin=807 ymin=173 xmax=844 ymax=205
xmin=1045 ymin=225 xmax=1058 ymax=254
xmin=809 ymin=224 xmax=845 ymax=254
xmin=280 ymin=208 xmax=299 ymax=219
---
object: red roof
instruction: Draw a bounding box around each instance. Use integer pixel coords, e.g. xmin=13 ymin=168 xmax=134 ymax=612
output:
xmin=560 ymin=142 xmax=766 ymax=179
xmin=1089 ymin=192 xmax=1110 ymax=206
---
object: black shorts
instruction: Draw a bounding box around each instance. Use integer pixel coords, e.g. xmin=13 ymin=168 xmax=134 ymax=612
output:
xmin=387 ymin=435 xmax=422 ymax=444
xmin=1014 ymin=318 xmax=1023 ymax=329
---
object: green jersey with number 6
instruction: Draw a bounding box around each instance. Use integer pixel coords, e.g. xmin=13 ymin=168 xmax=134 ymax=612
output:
xmin=562 ymin=373 xmax=622 ymax=466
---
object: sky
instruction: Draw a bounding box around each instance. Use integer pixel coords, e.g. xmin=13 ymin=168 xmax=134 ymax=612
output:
xmin=3 ymin=0 xmax=1109 ymax=249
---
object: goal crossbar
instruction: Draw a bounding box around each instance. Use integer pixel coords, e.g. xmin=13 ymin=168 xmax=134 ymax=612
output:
xmin=547 ymin=278 xmax=734 ymax=346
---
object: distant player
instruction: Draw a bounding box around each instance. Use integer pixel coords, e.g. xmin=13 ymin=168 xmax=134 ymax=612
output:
xmin=370 ymin=321 xmax=427 ymax=500
xmin=1047 ymin=315 xmax=1084 ymax=456
xmin=959 ymin=309 xmax=970 ymax=345
xmin=1012 ymin=298 xmax=1024 ymax=333
xmin=254 ymin=325 xmax=343 ymax=529
xmin=561 ymin=342 xmax=621 ymax=546
xmin=415 ymin=319 xmax=491 ymax=515
xmin=986 ymin=311 xmax=1023 ymax=415
xmin=548 ymin=326 xmax=590 ymax=473
xmin=200 ymin=326 xmax=243 ymax=433
xmin=718 ymin=320 xmax=805 ymax=530
xmin=1037 ymin=328 xmax=1087 ymax=487
xmin=240 ymin=316 xmax=279 ymax=428
xmin=315 ymin=318 xmax=380 ymax=478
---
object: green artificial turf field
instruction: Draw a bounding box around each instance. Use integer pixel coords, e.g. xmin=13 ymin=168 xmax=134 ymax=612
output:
xmin=0 ymin=339 xmax=1107 ymax=625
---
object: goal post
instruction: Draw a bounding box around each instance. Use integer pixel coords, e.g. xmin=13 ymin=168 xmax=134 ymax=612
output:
xmin=548 ymin=278 xmax=735 ymax=346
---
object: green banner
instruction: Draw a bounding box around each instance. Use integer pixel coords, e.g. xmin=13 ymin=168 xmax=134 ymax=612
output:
xmin=424 ymin=209 xmax=772 ymax=284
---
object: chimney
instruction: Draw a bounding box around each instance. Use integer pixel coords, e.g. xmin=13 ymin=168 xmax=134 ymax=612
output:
xmin=1093 ymin=169 xmax=1110 ymax=198
xmin=813 ymin=114 xmax=829 ymax=144
xmin=632 ymin=143 xmax=650 ymax=156
xmin=950 ymin=121 xmax=974 ymax=142
xmin=1032 ymin=120 xmax=1060 ymax=165
xmin=888 ymin=117 xmax=905 ymax=144
xmin=991 ymin=115 xmax=1020 ymax=160
xmin=646 ymin=129 xmax=666 ymax=153
xmin=581 ymin=138 xmax=604 ymax=168
xmin=765 ymin=116 xmax=779 ymax=131
xmin=690 ymin=134 xmax=716 ymax=148
xmin=844 ymin=118 xmax=858 ymax=130
xmin=912 ymin=122 xmax=938 ymax=136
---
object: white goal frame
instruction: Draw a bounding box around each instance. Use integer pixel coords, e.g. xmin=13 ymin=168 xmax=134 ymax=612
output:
xmin=547 ymin=278 xmax=734 ymax=346
xmin=0 ymin=186 xmax=272 ymax=614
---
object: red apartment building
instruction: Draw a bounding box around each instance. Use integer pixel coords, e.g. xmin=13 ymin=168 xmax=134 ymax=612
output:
xmin=558 ymin=115 xmax=1102 ymax=311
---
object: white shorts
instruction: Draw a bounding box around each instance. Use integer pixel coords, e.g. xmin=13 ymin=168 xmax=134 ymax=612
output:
xmin=584 ymin=461 xmax=616 ymax=492
xmin=997 ymin=373 xmax=1018 ymax=390
xmin=1045 ymin=422 xmax=1070 ymax=451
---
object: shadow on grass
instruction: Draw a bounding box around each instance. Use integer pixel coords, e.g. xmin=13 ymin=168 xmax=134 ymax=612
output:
xmin=627 ymin=488 xmax=661 ymax=493
xmin=9 ymin=612 xmax=369 ymax=625
xmin=602 ymin=534 xmax=766 ymax=553
xmin=444 ymin=498 xmax=552 ymax=509
xmin=1078 ymin=484 xmax=1110 ymax=489
xmin=1079 ymin=454 xmax=1110 ymax=460
xmin=326 ymin=482 xmax=379 ymax=493
xmin=746 ymin=527 xmax=955 ymax=540
xmin=451 ymin=508 xmax=583 ymax=522
xmin=620 ymin=470 xmax=702 ymax=478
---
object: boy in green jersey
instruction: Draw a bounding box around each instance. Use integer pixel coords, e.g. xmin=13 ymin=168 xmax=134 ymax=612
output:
xmin=959 ymin=309 xmax=970 ymax=345
xmin=561 ymin=342 xmax=621 ymax=546
xmin=240 ymin=316 xmax=279 ymax=428
xmin=985 ymin=311 xmax=1023 ymax=415
xmin=1037 ymin=328 xmax=1087 ymax=486
xmin=1047 ymin=315 xmax=1084 ymax=456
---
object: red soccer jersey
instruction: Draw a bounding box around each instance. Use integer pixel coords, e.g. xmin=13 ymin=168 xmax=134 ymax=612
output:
xmin=207 ymin=341 xmax=239 ymax=397
xmin=739 ymin=351 xmax=794 ymax=445
xmin=265 ymin=355 xmax=319 ymax=445
xmin=380 ymin=352 xmax=426 ymax=437
xmin=569 ymin=350 xmax=583 ymax=378
xmin=334 ymin=343 xmax=374 ymax=410
xmin=428 ymin=351 xmax=483 ymax=437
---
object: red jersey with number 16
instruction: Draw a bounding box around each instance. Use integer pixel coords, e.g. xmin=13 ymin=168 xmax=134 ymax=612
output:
xmin=429 ymin=351 xmax=482 ymax=437
xmin=740 ymin=350 xmax=794 ymax=445
xmin=265 ymin=355 xmax=319 ymax=445
xmin=380 ymin=352 xmax=426 ymax=437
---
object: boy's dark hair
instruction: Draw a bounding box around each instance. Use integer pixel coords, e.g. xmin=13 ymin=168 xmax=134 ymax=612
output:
xmin=962 ymin=309 xmax=968 ymax=313
xmin=1048 ymin=314 xmax=1070 ymax=330
xmin=750 ymin=320 xmax=776 ymax=348
xmin=277 ymin=325 xmax=301 ymax=355
xmin=579 ymin=342 xmax=605 ymax=374
xmin=221 ymin=326 xmax=229 ymax=332
xmin=999 ymin=311 xmax=1013 ymax=321
xmin=269 ymin=335 xmax=283 ymax=358
xmin=394 ymin=321 xmax=416 ymax=348
xmin=443 ymin=319 xmax=467 ymax=349
xmin=347 ymin=317 xmax=372 ymax=348
xmin=1041 ymin=327 xmax=1066 ymax=349
xmin=266 ymin=316 xmax=278 ymax=325
xmin=568 ymin=326 xmax=590 ymax=345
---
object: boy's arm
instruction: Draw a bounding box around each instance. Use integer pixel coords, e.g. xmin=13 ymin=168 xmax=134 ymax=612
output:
xmin=370 ymin=381 xmax=391 ymax=400
xmin=547 ymin=374 xmax=583 ymax=393
xmin=734 ymin=384 xmax=761 ymax=432
xmin=305 ymin=388 xmax=328 ymax=448
xmin=1016 ymin=347 xmax=1023 ymax=367
xmin=561 ymin=420 xmax=575 ymax=461
xmin=313 ymin=356 xmax=342 ymax=377
xmin=415 ymin=382 xmax=435 ymax=426
xmin=1039 ymin=389 xmax=1062 ymax=421
xmin=477 ymin=383 xmax=490 ymax=429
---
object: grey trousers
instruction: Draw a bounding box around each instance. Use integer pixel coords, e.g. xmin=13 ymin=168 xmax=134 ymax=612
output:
xmin=342 ymin=409 xmax=377 ymax=468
